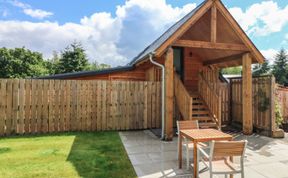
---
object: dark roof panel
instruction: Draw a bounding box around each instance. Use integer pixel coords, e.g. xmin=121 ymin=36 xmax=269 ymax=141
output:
xmin=37 ymin=65 xmax=134 ymax=79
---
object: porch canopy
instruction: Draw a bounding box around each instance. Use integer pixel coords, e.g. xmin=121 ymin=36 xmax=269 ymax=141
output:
xmin=131 ymin=0 xmax=264 ymax=140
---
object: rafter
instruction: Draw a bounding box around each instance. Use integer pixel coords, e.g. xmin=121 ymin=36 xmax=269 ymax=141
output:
xmin=203 ymin=53 xmax=246 ymax=66
xmin=173 ymin=40 xmax=249 ymax=51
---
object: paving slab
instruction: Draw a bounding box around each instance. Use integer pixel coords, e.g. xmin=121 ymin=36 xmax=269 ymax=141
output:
xmin=119 ymin=131 xmax=288 ymax=178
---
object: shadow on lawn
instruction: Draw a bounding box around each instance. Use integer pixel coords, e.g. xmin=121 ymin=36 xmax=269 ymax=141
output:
xmin=66 ymin=132 xmax=136 ymax=178
xmin=0 ymin=147 xmax=11 ymax=154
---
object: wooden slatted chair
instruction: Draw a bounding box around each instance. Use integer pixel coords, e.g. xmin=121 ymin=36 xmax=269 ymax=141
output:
xmin=177 ymin=120 xmax=208 ymax=170
xmin=198 ymin=140 xmax=248 ymax=178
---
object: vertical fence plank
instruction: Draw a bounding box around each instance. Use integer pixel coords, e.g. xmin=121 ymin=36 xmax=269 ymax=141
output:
xmin=6 ymin=80 xmax=13 ymax=135
xmin=12 ymin=79 xmax=19 ymax=134
xmin=143 ymin=82 xmax=148 ymax=129
xmin=0 ymin=80 xmax=7 ymax=135
xmin=71 ymin=81 xmax=77 ymax=131
xmin=48 ymin=80 xmax=54 ymax=133
xmin=96 ymin=81 xmax=101 ymax=131
xmin=18 ymin=80 xmax=25 ymax=134
xmin=42 ymin=80 xmax=49 ymax=133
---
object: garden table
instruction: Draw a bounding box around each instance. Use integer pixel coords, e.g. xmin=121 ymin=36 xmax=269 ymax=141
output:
xmin=178 ymin=129 xmax=233 ymax=178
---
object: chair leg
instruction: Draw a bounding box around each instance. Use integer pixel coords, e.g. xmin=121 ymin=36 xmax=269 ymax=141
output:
xmin=197 ymin=149 xmax=200 ymax=178
xmin=186 ymin=146 xmax=190 ymax=170
xmin=225 ymin=174 xmax=228 ymax=178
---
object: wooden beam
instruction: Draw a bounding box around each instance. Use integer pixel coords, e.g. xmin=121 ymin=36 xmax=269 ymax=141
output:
xmin=173 ymin=40 xmax=249 ymax=51
xmin=155 ymin=0 xmax=214 ymax=57
xmin=211 ymin=5 xmax=217 ymax=43
xmin=242 ymin=53 xmax=253 ymax=135
xmin=164 ymin=47 xmax=174 ymax=141
xmin=203 ymin=53 xmax=245 ymax=66
xmin=214 ymin=0 xmax=264 ymax=63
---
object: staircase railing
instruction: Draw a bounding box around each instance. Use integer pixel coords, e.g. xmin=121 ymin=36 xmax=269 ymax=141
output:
xmin=174 ymin=73 xmax=193 ymax=120
xmin=198 ymin=72 xmax=222 ymax=129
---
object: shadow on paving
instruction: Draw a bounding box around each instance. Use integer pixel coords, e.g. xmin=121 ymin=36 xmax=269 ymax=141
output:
xmin=66 ymin=132 xmax=136 ymax=178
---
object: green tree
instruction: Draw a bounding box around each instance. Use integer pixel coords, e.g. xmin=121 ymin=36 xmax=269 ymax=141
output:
xmin=253 ymin=59 xmax=270 ymax=76
xmin=272 ymin=48 xmax=288 ymax=85
xmin=86 ymin=61 xmax=111 ymax=71
xmin=0 ymin=47 xmax=48 ymax=78
xmin=56 ymin=42 xmax=89 ymax=74
xmin=45 ymin=51 xmax=60 ymax=75
xmin=221 ymin=66 xmax=242 ymax=75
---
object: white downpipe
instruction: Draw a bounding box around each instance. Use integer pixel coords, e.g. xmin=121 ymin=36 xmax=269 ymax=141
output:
xmin=149 ymin=53 xmax=166 ymax=140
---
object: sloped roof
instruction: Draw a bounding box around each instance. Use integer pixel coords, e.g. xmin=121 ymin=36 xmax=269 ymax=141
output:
xmin=41 ymin=0 xmax=264 ymax=79
xmin=37 ymin=65 xmax=134 ymax=79
xmin=128 ymin=1 xmax=206 ymax=65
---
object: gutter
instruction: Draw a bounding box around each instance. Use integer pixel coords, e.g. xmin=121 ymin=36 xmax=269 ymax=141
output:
xmin=149 ymin=53 xmax=166 ymax=140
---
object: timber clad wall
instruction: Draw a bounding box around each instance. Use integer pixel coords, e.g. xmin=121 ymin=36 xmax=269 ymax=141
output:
xmin=230 ymin=76 xmax=275 ymax=134
xmin=70 ymin=70 xmax=146 ymax=81
xmin=0 ymin=79 xmax=161 ymax=136
xmin=183 ymin=49 xmax=203 ymax=92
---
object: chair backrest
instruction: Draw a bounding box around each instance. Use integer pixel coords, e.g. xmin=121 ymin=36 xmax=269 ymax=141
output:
xmin=210 ymin=140 xmax=247 ymax=158
xmin=177 ymin=120 xmax=199 ymax=132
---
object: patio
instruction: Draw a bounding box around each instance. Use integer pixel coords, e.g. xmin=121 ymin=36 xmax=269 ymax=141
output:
xmin=120 ymin=130 xmax=288 ymax=178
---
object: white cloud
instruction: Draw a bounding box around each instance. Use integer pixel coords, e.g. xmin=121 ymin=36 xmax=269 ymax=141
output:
xmin=23 ymin=9 xmax=53 ymax=19
xmin=229 ymin=1 xmax=288 ymax=36
xmin=0 ymin=0 xmax=196 ymax=66
xmin=10 ymin=0 xmax=30 ymax=9
xmin=261 ymin=49 xmax=278 ymax=64
xmin=9 ymin=0 xmax=53 ymax=19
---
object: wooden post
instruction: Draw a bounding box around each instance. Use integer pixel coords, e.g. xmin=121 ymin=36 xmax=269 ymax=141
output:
xmin=270 ymin=76 xmax=276 ymax=136
xmin=165 ymin=47 xmax=174 ymax=141
xmin=242 ymin=53 xmax=253 ymax=135
xmin=211 ymin=5 xmax=217 ymax=43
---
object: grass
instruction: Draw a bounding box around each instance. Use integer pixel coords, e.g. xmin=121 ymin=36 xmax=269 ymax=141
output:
xmin=0 ymin=132 xmax=136 ymax=178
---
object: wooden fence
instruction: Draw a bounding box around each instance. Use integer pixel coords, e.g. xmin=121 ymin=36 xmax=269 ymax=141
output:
xmin=219 ymin=84 xmax=230 ymax=124
xmin=276 ymin=86 xmax=288 ymax=123
xmin=0 ymin=79 xmax=161 ymax=136
xmin=230 ymin=76 xmax=275 ymax=134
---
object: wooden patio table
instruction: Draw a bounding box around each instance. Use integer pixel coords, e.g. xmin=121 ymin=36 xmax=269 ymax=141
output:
xmin=178 ymin=129 xmax=233 ymax=178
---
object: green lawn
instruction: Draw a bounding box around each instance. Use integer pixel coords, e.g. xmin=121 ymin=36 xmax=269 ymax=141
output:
xmin=0 ymin=132 xmax=136 ymax=178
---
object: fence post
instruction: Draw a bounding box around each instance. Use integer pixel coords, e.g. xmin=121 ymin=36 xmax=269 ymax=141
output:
xmin=270 ymin=76 xmax=276 ymax=136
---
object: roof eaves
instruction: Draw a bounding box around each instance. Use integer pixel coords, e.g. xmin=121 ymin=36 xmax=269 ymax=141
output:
xmin=37 ymin=65 xmax=135 ymax=80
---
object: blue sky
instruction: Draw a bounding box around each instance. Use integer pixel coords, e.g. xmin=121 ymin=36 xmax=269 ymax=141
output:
xmin=0 ymin=0 xmax=287 ymax=66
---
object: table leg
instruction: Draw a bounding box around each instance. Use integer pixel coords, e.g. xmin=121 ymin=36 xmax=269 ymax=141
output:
xmin=178 ymin=134 xmax=182 ymax=169
xmin=230 ymin=156 xmax=234 ymax=178
xmin=193 ymin=142 xmax=198 ymax=178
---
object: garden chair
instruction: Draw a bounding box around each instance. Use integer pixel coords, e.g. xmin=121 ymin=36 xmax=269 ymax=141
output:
xmin=176 ymin=120 xmax=208 ymax=170
xmin=198 ymin=140 xmax=248 ymax=178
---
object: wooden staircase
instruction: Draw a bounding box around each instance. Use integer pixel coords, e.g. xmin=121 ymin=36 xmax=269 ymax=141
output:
xmin=190 ymin=92 xmax=218 ymax=129
xmin=174 ymin=71 xmax=221 ymax=130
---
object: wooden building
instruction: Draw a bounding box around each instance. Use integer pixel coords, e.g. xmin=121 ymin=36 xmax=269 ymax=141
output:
xmin=42 ymin=0 xmax=264 ymax=140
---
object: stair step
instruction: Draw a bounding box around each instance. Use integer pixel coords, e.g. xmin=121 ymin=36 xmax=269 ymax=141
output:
xmin=192 ymin=100 xmax=204 ymax=104
xmin=192 ymin=117 xmax=212 ymax=121
xmin=193 ymin=110 xmax=210 ymax=115
xmin=199 ymin=122 xmax=218 ymax=129
xmin=192 ymin=105 xmax=206 ymax=109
